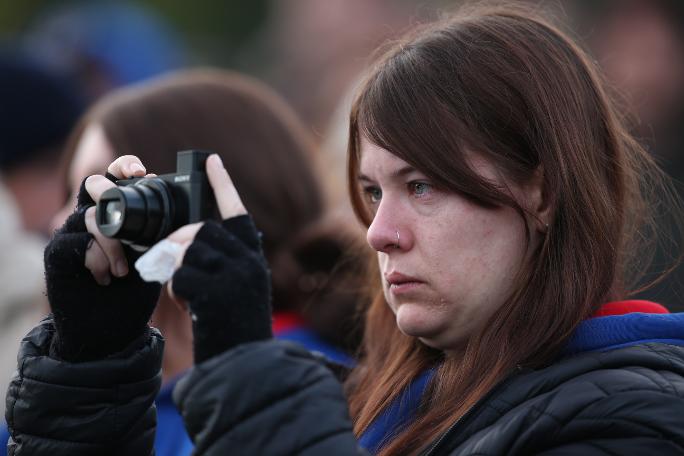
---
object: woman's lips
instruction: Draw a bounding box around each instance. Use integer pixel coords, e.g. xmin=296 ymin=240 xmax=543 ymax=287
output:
xmin=385 ymin=271 xmax=425 ymax=295
xmin=389 ymin=282 xmax=424 ymax=294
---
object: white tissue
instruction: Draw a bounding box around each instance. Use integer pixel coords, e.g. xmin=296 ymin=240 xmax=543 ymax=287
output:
xmin=134 ymin=240 xmax=184 ymax=283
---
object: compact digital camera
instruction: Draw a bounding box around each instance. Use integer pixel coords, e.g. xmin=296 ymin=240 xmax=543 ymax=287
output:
xmin=96 ymin=150 xmax=215 ymax=246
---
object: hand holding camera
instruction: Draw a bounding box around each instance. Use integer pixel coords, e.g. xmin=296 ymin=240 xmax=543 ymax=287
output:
xmin=81 ymin=155 xmax=150 ymax=285
xmin=44 ymin=154 xmax=162 ymax=362
xmin=158 ymin=153 xmax=272 ymax=362
xmin=46 ymin=150 xmax=270 ymax=363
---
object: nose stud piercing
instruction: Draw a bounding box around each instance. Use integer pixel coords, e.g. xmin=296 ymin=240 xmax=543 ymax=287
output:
xmin=395 ymin=230 xmax=400 ymax=248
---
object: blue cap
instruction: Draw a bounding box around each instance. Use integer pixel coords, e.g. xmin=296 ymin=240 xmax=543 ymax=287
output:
xmin=0 ymin=52 xmax=85 ymax=171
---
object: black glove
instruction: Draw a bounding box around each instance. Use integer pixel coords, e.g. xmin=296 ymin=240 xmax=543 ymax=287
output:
xmin=171 ymin=215 xmax=273 ymax=364
xmin=44 ymin=176 xmax=161 ymax=362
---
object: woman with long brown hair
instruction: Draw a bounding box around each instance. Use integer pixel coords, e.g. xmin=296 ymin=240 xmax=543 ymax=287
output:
xmin=6 ymin=4 xmax=684 ymax=456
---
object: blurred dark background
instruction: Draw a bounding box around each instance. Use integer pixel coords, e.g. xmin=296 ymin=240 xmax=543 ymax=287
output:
xmin=1 ymin=1 xmax=682 ymax=154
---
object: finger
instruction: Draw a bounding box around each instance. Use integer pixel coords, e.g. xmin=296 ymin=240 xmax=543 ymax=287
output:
xmin=107 ymin=155 xmax=146 ymax=179
xmin=84 ymin=175 xmax=117 ymax=204
xmin=85 ymin=207 xmax=129 ymax=277
xmin=206 ymin=154 xmax=247 ymax=220
xmin=84 ymin=238 xmax=112 ymax=286
xmin=145 ymin=173 xmax=157 ymax=178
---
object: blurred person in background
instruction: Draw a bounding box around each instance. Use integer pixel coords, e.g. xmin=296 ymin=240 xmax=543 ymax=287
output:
xmin=0 ymin=53 xmax=83 ymax=428
xmin=21 ymin=1 xmax=186 ymax=102
xmin=585 ymin=0 xmax=684 ymax=311
xmin=0 ymin=53 xmax=84 ymax=236
xmin=5 ymin=68 xmax=365 ymax=456
xmin=0 ymin=182 xmax=45 ymax=448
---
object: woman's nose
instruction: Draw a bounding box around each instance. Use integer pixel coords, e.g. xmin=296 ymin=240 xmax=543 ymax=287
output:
xmin=366 ymin=202 xmax=406 ymax=253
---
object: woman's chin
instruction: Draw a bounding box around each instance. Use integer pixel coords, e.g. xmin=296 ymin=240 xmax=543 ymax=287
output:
xmin=395 ymin=304 xmax=443 ymax=340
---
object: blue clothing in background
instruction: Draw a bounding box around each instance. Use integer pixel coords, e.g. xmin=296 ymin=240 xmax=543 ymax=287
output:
xmin=155 ymin=377 xmax=193 ymax=456
xmin=0 ymin=425 xmax=8 ymax=456
xmin=276 ymin=326 xmax=356 ymax=368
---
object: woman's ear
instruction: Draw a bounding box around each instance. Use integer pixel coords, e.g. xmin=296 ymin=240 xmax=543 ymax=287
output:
xmin=525 ymin=166 xmax=553 ymax=234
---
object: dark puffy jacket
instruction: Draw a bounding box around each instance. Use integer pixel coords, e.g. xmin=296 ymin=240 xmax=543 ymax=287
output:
xmin=4 ymin=318 xmax=163 ymax=456
xmin=6 ymin=319 xmax=684 ymax=455
xmin=173 ymin=339 xmax=684 ymax=455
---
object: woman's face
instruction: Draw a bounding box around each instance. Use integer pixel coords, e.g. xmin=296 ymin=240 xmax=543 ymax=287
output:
xmin=359 ymin=138 xmax=540 ymax=355
xmin=50 ymin=123 xmax=115 ymax=232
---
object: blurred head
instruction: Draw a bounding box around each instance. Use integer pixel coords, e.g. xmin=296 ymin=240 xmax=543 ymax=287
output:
xmin=54 ymin=69 xmax=364 ymax=346
xmin=346 ymin=5 xmax=675 ymax=453
xmin=0 ymin=53 xmax=84 ymax=235
xmin=590 ymin=0 xmax=684 ymax=130
xmin=57 ymin=69 xmax=330 ymax=308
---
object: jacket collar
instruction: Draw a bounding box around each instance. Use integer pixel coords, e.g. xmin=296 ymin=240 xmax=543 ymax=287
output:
xmin=562 ymin=300 xmax=684 ymax=356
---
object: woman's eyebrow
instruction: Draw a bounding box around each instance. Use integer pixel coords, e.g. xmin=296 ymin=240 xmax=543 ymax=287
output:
xmin=358 ymin=165 xmax=417 ymax=183
xmin=391 ymin=165 xmax=418 ymax=179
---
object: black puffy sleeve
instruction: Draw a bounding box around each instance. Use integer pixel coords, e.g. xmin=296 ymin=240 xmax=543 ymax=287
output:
xmin=5 ymin=317 xmax=164 ymax=456
xmin=173 ymin=339 xmax=367 ymax=455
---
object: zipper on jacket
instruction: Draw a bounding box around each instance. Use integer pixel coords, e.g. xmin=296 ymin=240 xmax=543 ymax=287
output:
xmin=418 ymin=400 xmax=477 ymax=456
xmin=419 ymin=367 xmax=526 ymax=456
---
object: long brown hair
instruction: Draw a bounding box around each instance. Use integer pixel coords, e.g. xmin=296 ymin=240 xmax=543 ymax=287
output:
xmin=346 ymin=4 xmax=681 ymax=455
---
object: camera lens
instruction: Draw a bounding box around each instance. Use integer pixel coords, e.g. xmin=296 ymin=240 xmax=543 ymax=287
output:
xmin=103 ymin=200 xmax=123 ymax=225
xmin=96 ymin=178 xmax=174 ymax=246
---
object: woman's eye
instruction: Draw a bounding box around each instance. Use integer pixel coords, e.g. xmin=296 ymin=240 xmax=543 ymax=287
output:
xmin=363 ymin=186 xmax=382 ymax=204
xmin=410 ymin=182 xmax=433 ymax=198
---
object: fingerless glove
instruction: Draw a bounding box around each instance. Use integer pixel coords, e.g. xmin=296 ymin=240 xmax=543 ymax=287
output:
xmin=44 ymin=176 xmax=161 ymax=362
xmin=171 ymin=215 xmax=273 ymax=363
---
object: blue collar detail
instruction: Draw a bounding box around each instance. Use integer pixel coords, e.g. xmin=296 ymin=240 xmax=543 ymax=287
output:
xmin=562 ymin=312 xmax=684 ymax=356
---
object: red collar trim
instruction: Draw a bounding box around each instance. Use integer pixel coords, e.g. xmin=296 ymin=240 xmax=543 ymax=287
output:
xmin=275 ymin=302 xmax=669 ymax=332
xmin=272 ymin=311 xmax=306 ymax=334
xmin=593 ymin=300 xmax=669 ymax=317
